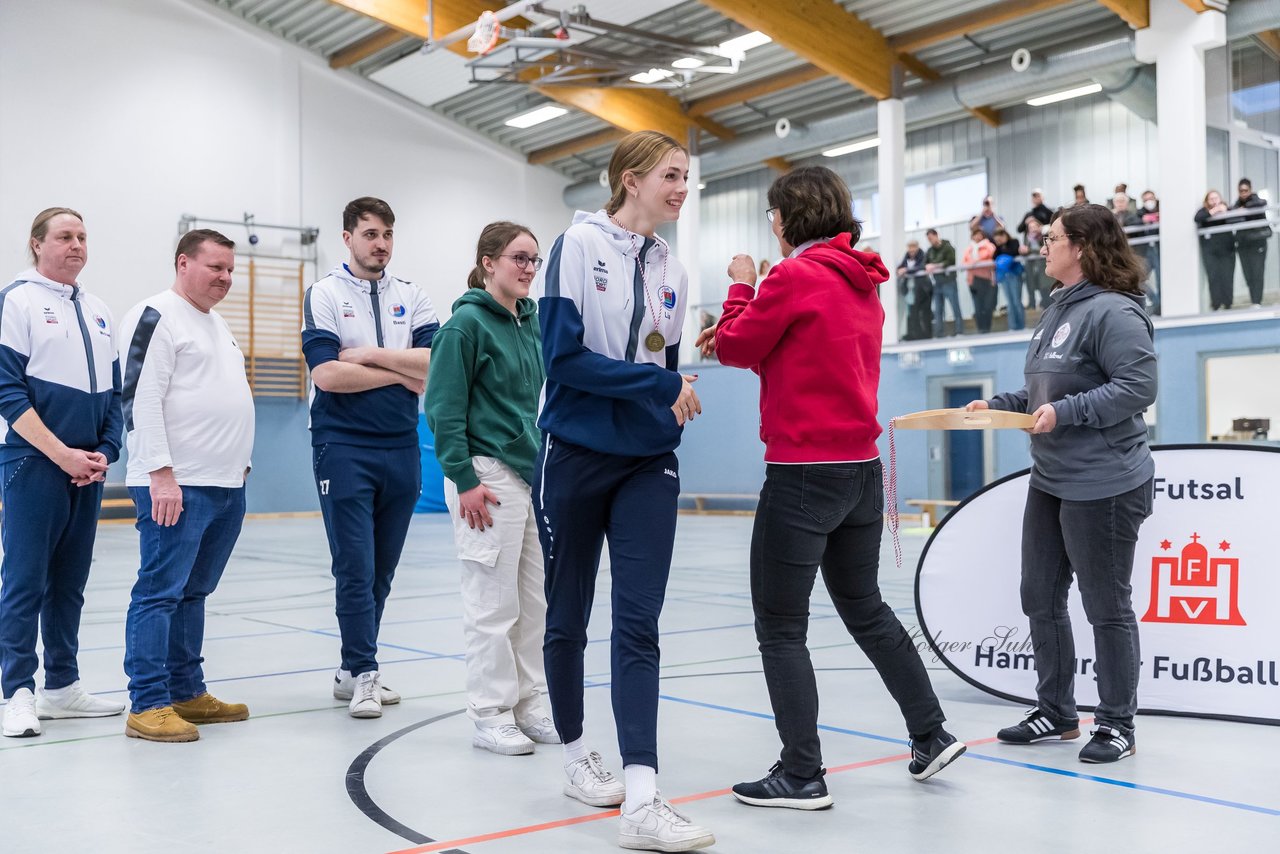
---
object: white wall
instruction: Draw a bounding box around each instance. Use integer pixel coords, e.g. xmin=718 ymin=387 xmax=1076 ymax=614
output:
xmin=0 ymin=0 xmax=571 ymax=321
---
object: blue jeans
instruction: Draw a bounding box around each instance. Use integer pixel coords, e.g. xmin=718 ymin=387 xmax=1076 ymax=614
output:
xmin=1020 ymin=481 xmax=1152 ymax=734
xmin=752 ymin=462 xmax=945 ymax=778
xmin=314 ymin=442 xmax=420 ymax=676
xmin=125 ymin=485 xmax=245 ymax=712
xmin=999 ymin=272 xmax=1025 ymax=330
xmin=533 ymin=435 xmax=679 ymax=770
xmin=931 ymin=278 xmax=963 ymax=336
xmin=0 ymin=456 xmax=103 ymax=697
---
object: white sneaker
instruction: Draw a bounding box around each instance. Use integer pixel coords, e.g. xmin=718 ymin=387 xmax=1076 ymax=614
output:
xmin=619 ymin=793 xmax=715 ymax=852
xmin=473 ymin=722 xmax=535 ymax=755
xmin=564 ymin=750 xmax=626 ymax=807
xmin=2 ymin=688 xmax=42 ymax=738
xmin=334 ymin=668 xmax=400 ymax=704
xmin=519 ymin=714 xmax=561 ymax=744
xmin=348 ymin=670 xmax=383 ymax=719
xmin=36 ymin=681 xmax=125 ymax=719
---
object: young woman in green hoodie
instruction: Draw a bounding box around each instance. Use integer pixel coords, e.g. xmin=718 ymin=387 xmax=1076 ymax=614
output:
xmin=424 ymin=221 xmax=554 ymax=756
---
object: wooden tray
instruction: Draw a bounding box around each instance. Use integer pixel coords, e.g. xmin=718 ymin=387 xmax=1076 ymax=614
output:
xmin=891 ymin=407 xmax=1035 ymax=430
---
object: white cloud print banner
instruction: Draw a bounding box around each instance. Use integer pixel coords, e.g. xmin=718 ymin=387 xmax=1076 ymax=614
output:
xmin=915 ymin=445 xmax=1279 ymax=725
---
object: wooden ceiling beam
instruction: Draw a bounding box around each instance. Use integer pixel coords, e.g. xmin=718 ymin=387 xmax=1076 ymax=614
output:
xmin=686 ymin=65 xmax=827 ymax=117
xmin=328 ymin=27 xmax=405 ymax=69
xmin=1095 ymin=0 xmax=1150 ymax=29
xmin=888 ymin=0 xmax=1075 ymax=54
xmin=1254 ymin=30 xmax=1280 ymax=64
xmin=533 ymin=85 xmax=725 ymax=143
xmin=699 ymin=0 xmax=896 ymax=99
xmin=527 ymin=129 xmax=628 ymax=166
xmin=325 ymin=0 xmax=516 ymax=57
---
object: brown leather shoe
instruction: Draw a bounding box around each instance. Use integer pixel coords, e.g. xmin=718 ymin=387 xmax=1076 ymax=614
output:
xmin=125 ymin=707 xmax=199 ymax=742
xmin=172 ymin=693 xmax=249 ymax=724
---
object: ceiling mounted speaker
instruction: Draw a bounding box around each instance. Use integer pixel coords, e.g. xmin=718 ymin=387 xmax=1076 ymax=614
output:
xmin=1010 ymin=48 xmax=1042 ymax=74
xmin=775 ymin=117 xmax=792 ymax=139
xmin=598 ymin=169 xmax=610 ymax=189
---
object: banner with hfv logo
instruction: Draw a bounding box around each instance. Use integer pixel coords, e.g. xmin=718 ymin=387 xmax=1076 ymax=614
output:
xmin=915 ymin=445 xmax=1279 ymax=726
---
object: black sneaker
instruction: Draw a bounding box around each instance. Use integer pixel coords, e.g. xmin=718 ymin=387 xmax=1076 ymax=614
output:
xmin=908 ymin=729 xmax=966 ymax=781
xmin=1078 ymin=725 xmax=1136 ymax=763
xmin=997 ymin=708 xmax=1081 ymax=744
xmin=732 ymin=762 xmax=833 ymax=810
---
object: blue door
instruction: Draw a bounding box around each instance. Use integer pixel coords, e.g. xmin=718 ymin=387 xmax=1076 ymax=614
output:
xmin=945 ymin=385 xmax=984 ymax=501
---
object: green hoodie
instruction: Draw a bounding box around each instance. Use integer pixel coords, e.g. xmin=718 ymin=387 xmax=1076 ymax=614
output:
xmin=424 ymin=289 xmax=544 ymax=492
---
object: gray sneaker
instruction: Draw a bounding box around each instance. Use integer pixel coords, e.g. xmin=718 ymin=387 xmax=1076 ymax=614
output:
xmin=563 ymin=750 xmax=625 ymax=807
xmin=618 ymin=793 xmax=714 ymax=852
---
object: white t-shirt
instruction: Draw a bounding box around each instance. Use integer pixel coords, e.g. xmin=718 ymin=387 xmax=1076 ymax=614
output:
xmin=119 ymin=289 xmax=255 ymax=487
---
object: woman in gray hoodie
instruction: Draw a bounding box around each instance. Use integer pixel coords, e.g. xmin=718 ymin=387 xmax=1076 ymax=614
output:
xmin=968 ymin=203 xmax=1156 ymax=765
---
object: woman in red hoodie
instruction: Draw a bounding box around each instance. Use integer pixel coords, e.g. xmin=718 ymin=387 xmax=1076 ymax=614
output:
xmin=698 ymin=166 xmax=964 ymax=810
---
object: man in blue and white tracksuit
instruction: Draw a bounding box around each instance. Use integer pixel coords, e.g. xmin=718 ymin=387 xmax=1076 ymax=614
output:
xmin=533 ymin=207 xmax=692 ymax=804
xmin=301 ymin=197 xmax=439 ymax=719
xmin=0 ymin=208 xmax=125 ymax=738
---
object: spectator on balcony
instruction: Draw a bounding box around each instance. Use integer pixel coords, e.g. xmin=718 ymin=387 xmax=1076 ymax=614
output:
xmin=963 ymin=227 xmax=997 ymax=333
xmin=1071 ymin=184 xmax=1089 ymax=207
xmin=1111 ymin=193 xmax=1141 ymax=229
xmin=925 ymin=229 xmax=962 ymax=337
xmin=1108 ymin=184 xmax=1138 ymax=216
xmin=897 ymin=239 xmax=933 ymax=340
xmin=1021 ymin=218 xmax=1052 ymax=311
xmin=1230 ymin=178 xmax=1271 ymax=308
xmin=1196 ymin=190 xmax=1235 ymax=311
xmin=1018 ymin=189 xmax=1054 ymax=238
xmin=1137 ymin=191 xmax=1161 ymax=315
xmin=993 ymin=228 xmax=1025 ymax=331
xmin=969 ymin=196 xmax=1007 ymax=240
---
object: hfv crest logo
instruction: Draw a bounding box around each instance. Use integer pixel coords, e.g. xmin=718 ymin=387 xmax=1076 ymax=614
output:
xmin=1141 ymin=532 xmax=1245 ymax=626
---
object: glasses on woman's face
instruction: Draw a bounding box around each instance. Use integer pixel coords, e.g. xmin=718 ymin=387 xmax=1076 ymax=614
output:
xmin=766 ymin=207 xmax=777 ymax=223
xmin=1042 ymin=233 xmax=1067 ymax=248
xmin=500 ymin=253 xmax=543 ymax=271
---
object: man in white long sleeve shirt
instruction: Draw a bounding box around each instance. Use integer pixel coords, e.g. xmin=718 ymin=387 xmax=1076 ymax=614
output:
xmin=117 ymin=229 xmax=255 ymax=743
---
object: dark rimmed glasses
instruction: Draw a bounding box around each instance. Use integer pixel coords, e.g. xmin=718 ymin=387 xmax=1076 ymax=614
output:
xmin=500 ymin=253 xmax=543 ymax=271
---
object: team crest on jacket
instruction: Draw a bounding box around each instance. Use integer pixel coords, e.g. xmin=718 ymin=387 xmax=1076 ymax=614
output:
xmin=593 ymin=258 xmax=609 ymax=291
xmin=341 ymin=300 xmax=356 ymax=318
xmin=94 ymin=314 xmax=107 ymax=329
xmin=659 ymin=285 xmax=676 ymax=310
xmin=1051 ymin=322 xmax=1071 ymax=348
xmin=389 ymin=303 xmax=406 ymax=318
xmin=43 ymin=306 xmax=58 ymax=324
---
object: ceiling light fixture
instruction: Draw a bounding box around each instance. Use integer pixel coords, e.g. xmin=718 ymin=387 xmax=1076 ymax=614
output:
xmin=630 ymin=68 xmax=674 ymax=84
xmin=822 ymin=137 xmax=880 ymax=158
xmin=504 ymin=105 xmax=568 ymax=128
xmin=672 ymin=57 xmax=705 ymax=70
xmin=718 ymin=31 xmax=771 ymax=56
xmin=1026 ymin=83 xmax=1102 ymax=106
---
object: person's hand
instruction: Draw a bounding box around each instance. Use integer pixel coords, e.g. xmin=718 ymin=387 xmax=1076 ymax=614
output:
xmin=925 ymin=262 xmax=939 ymax=273
xmin=695 ymin=325 xmax=717 ymax=358
xmin=400 ymin=374 xmax=426 ymax=395
xmin=458 ymin=482 xmax=500 ymax=531
xmin=69 ymin=451 xmax=108 ymax=487
xmin=896 ymin=266 xmax=907 ymax=277
xmin=964 ymin=400 xmax=990 ymax=412
xmin=56 ymin=447 xmax=108 ymax=483
xmin=1030 ymin=403 xmax=1057 ymax=434
xmin=338 ymin=346 xmax=379 ymax=366
xmin=149 ymin=467 xmax=183 ymax=527
xmin=727 ymin=254 xmax=757 ymax=286
xmin=671 ymin=374 xmax=702 ymax=426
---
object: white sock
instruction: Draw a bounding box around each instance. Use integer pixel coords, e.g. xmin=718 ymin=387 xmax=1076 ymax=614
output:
xmin=623 ymin=765 xmax=657 ymax=814
xmin=563 ymin=738 xmax=589 ymax=764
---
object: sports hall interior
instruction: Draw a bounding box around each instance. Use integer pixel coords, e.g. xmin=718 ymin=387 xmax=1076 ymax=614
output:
xmin=1 ymin=1 xmax=1277 ymax=852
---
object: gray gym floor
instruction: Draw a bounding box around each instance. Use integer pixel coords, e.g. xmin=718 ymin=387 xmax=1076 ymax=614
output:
xmin=3 ymin=512 xmax=1276 ymax=852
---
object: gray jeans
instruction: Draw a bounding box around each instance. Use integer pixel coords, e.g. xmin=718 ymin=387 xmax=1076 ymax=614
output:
xmin=1020 ymin=480 xmax=1153 ymax=734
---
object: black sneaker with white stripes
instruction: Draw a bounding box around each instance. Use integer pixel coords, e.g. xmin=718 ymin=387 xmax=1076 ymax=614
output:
xmin=908 ymin=729 xmax=966 ymax=781
xmin=1078 ymin=725 xmax=1136 ymax=763
xmin=732 ymin=762 xmax=833 ymax=810
xmin=997 ymin=708 xmax=1081 ymax=744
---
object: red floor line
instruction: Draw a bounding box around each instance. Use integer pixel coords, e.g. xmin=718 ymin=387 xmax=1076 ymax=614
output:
xmin=383 ymin=743 xmax=962 ymax=854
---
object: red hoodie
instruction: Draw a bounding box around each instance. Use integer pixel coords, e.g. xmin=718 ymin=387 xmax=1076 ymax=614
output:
xmin=715 ymin=232 xmax=888 ymax=463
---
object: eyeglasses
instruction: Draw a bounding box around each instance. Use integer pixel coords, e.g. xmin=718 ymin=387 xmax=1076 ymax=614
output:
xmin=499 ymin=253 xmax=543 ymax=271
xmin=1042 ymin=234 xmax=1067 ymax=247
xmin=766 ymin=207 xmax=777 ymax=223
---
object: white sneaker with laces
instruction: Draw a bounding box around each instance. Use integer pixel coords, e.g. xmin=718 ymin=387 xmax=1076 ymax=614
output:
xmin=619 ymin=793 xmax=715 ymax=852
xmin=36 ymin=681 xmax=125 ymax=719
xmin=563 ymin=750 xmax=626 ymax=807
xmin=348 ymin=670 xmax=383 ymax=719
xmin=473 ymin=721 xmax=535 ymax=755
xmin=334 ymin=668 xmax=401 ymax=704
xmin=3 ymin=688 xmax=42 ymax=738
xmin=519 ymin=714 xmax=561 ymax=744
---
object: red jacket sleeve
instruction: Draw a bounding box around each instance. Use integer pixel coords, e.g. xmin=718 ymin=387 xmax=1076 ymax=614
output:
xmin=715 ymin=269 xmax=794 ymax=370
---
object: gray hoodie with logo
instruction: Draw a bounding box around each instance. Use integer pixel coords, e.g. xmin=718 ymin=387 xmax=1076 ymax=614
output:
xmin=988 ymin=281 xmax=1156 ymax=500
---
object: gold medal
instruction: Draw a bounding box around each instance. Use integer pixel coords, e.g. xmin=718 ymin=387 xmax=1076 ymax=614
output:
xmin=645 ymin=331 xmax=666 ymax=352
